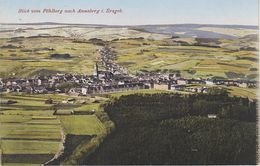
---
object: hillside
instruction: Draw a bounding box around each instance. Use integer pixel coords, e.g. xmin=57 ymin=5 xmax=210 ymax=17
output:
xmin=83 ymin=93 xmax=256 ymax=165
xmin=0 ymin=23 xmax=258 ymax=80
xmin=132 ymin=24 xmax=258 ymax=39
xmin=0 ymin=26 xmax=170 ymax=40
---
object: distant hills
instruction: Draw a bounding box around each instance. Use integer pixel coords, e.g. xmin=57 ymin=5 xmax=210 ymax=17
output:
xmin=133 ymin=24 xmax=258 ymax=39
xmin=0 ymin=22 xmax=258 ymax=39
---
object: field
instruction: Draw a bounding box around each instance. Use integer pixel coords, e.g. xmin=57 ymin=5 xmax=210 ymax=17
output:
xmin=110 ymin=39 xmax=258 ymax=80
xmin=0 ymin=26 xmax=257 ymax=80
xmin=0 ymin=93 xmax=107 ymax=165
xmin=0 ymin=37 xmax=100 ymax=78
xmin=60 ymin=115 xmax=105 ymax=135
xmin=106 ymin=89 xmax=171 ymax=98
xmin=225 ymin=86 xmax=258 ymax=99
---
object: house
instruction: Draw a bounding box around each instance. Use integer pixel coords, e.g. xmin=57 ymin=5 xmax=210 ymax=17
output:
xmin=208 ymin=114 xmax=217 ymax=119
xmin=205 ymin=79 xmax=215 ymax=85
xmin=37 ymin=79 xmax=42 ymax=86
xmin=177 ymin=79 xmax=188 ymax=85
xmin=186 ymin=87 xmax=197 ymax=92
xmin=224 ymin=80 xmax=237 ymax=86
xmin=81 ymin=87 xmax=88 ymax=95
xmin=214 ymin=80 xmax=225 ymax=85
xmin=34 ymin=87 xmax=47 ymax=94
xmin=170 ymin=85 xmax=185 ymax=91
xmin=189 ymin=79 xmax=204 ymax=84
xmin=238 ymin=82 xmax=248 ymax=88
xmin=154 ymin=84 xmax=168 ymax=90
xmin=118 ymin=81 xmax=125 ymax=85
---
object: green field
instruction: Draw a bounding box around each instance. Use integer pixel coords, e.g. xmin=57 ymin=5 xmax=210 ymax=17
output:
xmin=60 ymin=115 xmax=105 ymax=135
xmin=0 ymin=34 xmax=258 ymax=80
xmin=0 ymin=93 xmax=108 ymax=165
xmin=74 ymin=103 xmax=101 ymax=112
xmin=0 ymin=37 xmax=99 ymax=78
xmin=110 ymin=39 xmax=258 ymax=80
xmin=0 ymin=94 xmax=62 ymax=165
xmin=107 ymin=89 xmax=170 ymax=98
xmin=225 ymin=86 xmax=258 ymax=99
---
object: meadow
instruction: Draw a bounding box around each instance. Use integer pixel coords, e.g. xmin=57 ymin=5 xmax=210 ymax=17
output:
xmin=110 ymin=38 xmax=258 ymax=80
xmin=0 ymin=29 xmax=257 ymax=81
xmin=0 ymin=93 xmax=107 ymax=165
xmin=0 ymin=37 xmax=99 ymax=78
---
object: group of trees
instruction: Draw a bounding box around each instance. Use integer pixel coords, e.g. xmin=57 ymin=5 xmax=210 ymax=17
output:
xmin=82 ymin=93 xmax=257 ymax=165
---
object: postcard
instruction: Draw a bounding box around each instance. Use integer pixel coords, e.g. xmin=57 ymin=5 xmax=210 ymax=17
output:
xmin=0 ymin=0 xmax=259 ymax=165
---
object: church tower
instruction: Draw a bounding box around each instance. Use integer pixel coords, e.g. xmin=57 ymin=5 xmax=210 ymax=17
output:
xmin=93 ymin=62 xmax=99 ymax=78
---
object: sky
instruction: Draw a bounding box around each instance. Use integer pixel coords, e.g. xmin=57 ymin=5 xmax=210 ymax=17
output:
xmin=0 ymin=0 xmax=258 ymax=25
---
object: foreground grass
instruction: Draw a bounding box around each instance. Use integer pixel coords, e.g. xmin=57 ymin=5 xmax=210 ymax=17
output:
xmin=107 ymin=89 xmax=170 ymax=98
xmin=60 ymin=115 xmax=105 ymax=135
xmin=226 ymin=86 xmax=258 ymax=99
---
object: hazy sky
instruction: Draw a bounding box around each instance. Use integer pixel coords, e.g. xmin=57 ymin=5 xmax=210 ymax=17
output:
xmin=0 ymin=0 xmax=258 ymax=25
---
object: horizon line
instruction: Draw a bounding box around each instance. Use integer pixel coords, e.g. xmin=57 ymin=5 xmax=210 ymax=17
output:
xmin=0 ymin=22 xmax=258 ymax=27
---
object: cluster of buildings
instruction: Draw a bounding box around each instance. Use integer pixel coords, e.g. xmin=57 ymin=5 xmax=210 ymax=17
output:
xmin=0 ymin=46 xmax=258 ymax=95
xmin=0 ymin=71 xmax=257 ymax=95
xmin=0 ymin=73 xmax=149 ymax=95
xmin=136 ymin=72 xmax=258 ymax=94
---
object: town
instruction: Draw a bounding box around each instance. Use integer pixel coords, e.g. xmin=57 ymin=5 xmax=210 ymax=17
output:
xmin=0 ymin=46 xmax=258 ymax=96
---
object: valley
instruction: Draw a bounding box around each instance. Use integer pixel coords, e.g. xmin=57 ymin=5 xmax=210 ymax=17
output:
xmin=0 ymin=23 xmax=258 ymax=165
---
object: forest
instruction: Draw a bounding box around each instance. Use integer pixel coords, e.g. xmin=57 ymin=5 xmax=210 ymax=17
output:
xmin=83 ymin=93 xmax=257 ymax=165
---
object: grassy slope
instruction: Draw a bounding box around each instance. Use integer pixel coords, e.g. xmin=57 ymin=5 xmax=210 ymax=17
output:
xmin=0 ymin=37 xmax=98 ymax=78
xmin=60 ymin=115 xmax=105 ymax=135
xmin=111 ymin=39 xmax=258 ymax=80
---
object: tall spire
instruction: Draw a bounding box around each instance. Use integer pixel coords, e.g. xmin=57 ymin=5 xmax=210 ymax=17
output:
xmin=93 ymin=62 xmax=99 ymax=79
